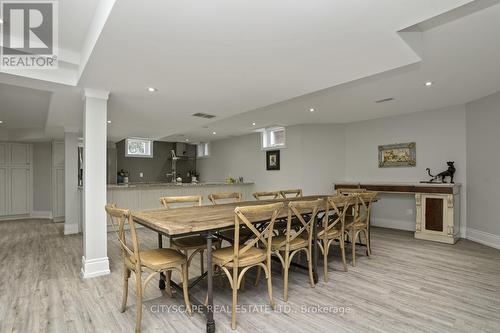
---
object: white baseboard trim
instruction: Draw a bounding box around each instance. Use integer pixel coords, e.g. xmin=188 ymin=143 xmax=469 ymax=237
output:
xmin=64 ymin=223 xmax=80 ymax=235
xmin=31 ymin=211 xmax=53 ymax=219
xmin=466 ymin=228 xmax=500 ymax=250
xmin=371 ymin=218 xmax=415 ymax=231
xmin=81 ymin=256 xmax=110 ymax=279
xmin=0 ymin=214 xmax=30 ymax=221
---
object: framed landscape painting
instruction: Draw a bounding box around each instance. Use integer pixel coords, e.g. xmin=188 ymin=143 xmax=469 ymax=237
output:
xmin=378 ymin=142 xmax=416 ymax=168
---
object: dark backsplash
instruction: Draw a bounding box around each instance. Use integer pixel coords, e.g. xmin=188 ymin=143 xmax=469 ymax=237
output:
xmin=114 ymin=140 xmax=196 ymax=183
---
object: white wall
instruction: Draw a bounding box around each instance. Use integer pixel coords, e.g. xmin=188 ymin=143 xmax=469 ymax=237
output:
xmin=32 ymin=142 xmax=52 ymax=214
xmin=345 ymin=105 xmax=467 ymax=235
xmin=466 ymin=91 xmax=500 ymax=247
xmin=197 ymin=124 xmax=345 ymax=195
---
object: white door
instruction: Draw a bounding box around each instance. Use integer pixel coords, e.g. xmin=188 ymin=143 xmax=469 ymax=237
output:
xmin=10 ymin=167 xmax=30 ymax=215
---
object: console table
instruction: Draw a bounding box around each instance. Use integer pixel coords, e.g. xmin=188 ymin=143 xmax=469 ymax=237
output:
xmin=334 ymin=182 xmax=461 ymax=244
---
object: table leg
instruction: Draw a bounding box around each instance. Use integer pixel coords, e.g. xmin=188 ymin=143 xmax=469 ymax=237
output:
xmin=367 ymin=217 xmax=372 ymax=256
xmin=158 ymin=233 xmax=166 ymax=290
xmin=205 ymin=232 xmax=216 ymax=333
xmin=312 ymin=215 xmax=319 ymax=284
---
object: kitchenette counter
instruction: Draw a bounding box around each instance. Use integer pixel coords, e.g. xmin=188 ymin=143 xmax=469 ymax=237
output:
xmin=76 ymin=181 xmax=256 ymax=232
xmin=106 ymin=181 xmax=256 ymax=218
xmin=107 ymin=182 xmax=254 ymax=189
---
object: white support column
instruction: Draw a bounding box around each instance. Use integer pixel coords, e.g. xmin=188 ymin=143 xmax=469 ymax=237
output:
xmin=81 ymin=88 xmax=110 ymax=278
xmin=64 ymin=129 xmax=79 ymax=235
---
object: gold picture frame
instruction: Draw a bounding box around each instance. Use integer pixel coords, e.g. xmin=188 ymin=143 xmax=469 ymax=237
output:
xmin=378 ymin=142 xmax=416 ymax=168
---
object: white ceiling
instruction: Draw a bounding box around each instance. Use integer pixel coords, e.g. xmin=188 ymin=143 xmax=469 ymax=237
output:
xmin=59 ymin=0 xmax=101 ymax=54
xmin=0 ymin=0 xmax=109 ymax=85
xmin=0 ymin=83 xmax=51 ymax=130
xmin=166 ymin=0 xmax=500 ymax=142
xmin=79 ymin=0 xmax=472 ymax=141
xmin=3 ymin=0 xmax=500 ymax=143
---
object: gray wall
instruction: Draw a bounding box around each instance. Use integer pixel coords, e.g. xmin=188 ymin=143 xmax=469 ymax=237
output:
xmin=466 ymin=91 xmax=500 ymax=238
xmin=32 ymin=142 xmax=52 ymax=211
xmin=115 ymin=141 xmax=196 ymax=183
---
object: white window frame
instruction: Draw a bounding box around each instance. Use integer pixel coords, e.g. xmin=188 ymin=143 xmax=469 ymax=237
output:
xmin=125 ymin=137 xmax=153 ymax=158
xmin=197 ymin=142 xmax=210 ymax=158
xmin=260 ymin=126 xmax=286 ymax=150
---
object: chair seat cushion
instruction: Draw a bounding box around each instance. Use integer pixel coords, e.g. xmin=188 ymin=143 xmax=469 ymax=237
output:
xmin=173 ymin=235 xmax=215 ymax=249
xmin=212 ymin=246 xmax=266 ymax=267
xmin=350 ymin=222 xmax=368 ymax=229
xmin=127 ymin=248 xmax=186 ymax=270
xmin=271 ymin=235 xmax=308 ymax=251
xmin=217 ymin=228 xmax=254 ymax=243
xmin=317 ymin=226 xmax=342 ymax=239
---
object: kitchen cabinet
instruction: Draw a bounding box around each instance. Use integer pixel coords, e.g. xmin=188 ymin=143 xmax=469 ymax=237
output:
xmin=52 ymin=141 xmax=65 ymax=222
xmin=0 ymin=143 xmax=7 ymax=164
xmin=10 ymin=143 xmax=30 ymax=164
xmin=10 ymin=166 xmax=30 ymax=215
xmin=0 ymin=167 xmax=7 ymax=215
xmin=0 ymin=143 xmax=32 ymax=219
xmin=53 ymin=168 xmax=65 ymax=219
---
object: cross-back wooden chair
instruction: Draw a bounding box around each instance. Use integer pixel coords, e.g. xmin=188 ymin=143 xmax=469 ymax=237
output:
xmin=336 ymin=188 xmax=366 ymax=217
xmin=317 ymin=195 xmax=354 ymax=281
xmin=159 ymin=195 xmax=220 ymax=281
xmin=159 ymin=195 xmax=202 ymax=208
xmin=347 ymin=191 xmax=377 ymax=266
xmin=105 ymin=204 xmax=191 ymax=333
xmin=270 ymin=199 xmax=322 ymax=301
xmin=212 ymin=202 xmax=284 ymax=329
xmin=208 ymin=192 xmax=242 ymax=205
xmin=252 ymin=191 xmax=280 ymax=200
xmin=280 ymin=189 xmax=303 ymax=199
xmin=336 ymin=188 xmax=367 ymax=195
xmin=209 ymin=192 xmax=253 ymax=246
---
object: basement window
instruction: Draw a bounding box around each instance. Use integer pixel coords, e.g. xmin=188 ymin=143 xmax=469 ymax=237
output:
xmin=197 ymin=142 xmax=210 ymax=158
xmin=261 ymin=126 xmax=286 ymax=150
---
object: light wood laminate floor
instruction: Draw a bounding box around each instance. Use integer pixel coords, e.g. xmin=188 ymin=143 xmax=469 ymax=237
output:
xmin=1 ymin=219 xmax=499 ymax=333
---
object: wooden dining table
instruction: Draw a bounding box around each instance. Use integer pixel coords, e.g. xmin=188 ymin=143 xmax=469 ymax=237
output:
xmin=132 ymin=195 xmax=373 ymax=333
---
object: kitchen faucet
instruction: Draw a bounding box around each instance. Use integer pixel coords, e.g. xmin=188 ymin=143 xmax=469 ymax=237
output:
xmin=166 ymin=149 xmax=180 ymax=183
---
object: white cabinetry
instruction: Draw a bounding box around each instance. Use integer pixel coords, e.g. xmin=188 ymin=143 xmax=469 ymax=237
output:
xmin=0 ymin=167 xmax=7 ymax=215
xmin=0 ymin=143 xmax=32 ymax=219
xmin=10 ymin=167 xmax=30 ymax=215
xmin=52 ymin=141 xmax=65 ymax=222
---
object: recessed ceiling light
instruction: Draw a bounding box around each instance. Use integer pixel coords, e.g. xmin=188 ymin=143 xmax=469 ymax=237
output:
xmin=185 ymin=138 xmax=189 ymax=142
xmin=425 ymin=81 xmax=433 ymax=87
xmin=146 ymin=87 xmax=157 ymax=92
xmin=309 ymin=108 xmax=315 ymax=112
xmin=212 ymin=131 xmax=217 ymax=135
xmin=107 ymin=120 xmax=111 ymax=124
xmin=0 ymin=120 xmax=3 ymax=124
xmin=252 ymin=122 xmax=256 ymax=126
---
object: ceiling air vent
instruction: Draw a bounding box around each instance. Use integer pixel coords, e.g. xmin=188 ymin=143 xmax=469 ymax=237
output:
xmin=192 ymin=113 xmax=216 ymax=119
xmin=375 ymin=98 xmax=395 ymax=104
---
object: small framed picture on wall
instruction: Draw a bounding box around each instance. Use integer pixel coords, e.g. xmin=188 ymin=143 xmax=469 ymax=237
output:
xmin=266 ymin=150 xmax=280 ymax=170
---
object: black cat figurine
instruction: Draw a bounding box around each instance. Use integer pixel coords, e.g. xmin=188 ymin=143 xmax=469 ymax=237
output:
xmin=426 ymin=161 xmax=456 ymax=183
